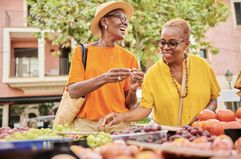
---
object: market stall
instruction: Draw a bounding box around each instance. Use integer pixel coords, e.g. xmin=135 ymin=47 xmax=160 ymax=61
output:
xmin=1 ymin=108 xmax=241 ymax=159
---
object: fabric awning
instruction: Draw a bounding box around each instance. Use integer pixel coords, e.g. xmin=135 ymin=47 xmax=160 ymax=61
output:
xmin=0 ymin=95 xmax=62 ymax=104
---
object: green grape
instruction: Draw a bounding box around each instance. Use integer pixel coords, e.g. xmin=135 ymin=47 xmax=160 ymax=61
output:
xmin=28 ymin=128 xmax=40 ymax=134
xmin=25 ymin=133 xmax=37 ymax=140
xmin=87 ymin=134 xmax=96 ymax=148
xmin=86 ymin=132 xmax=112 ymax=148
xmin=95 ymin=137 xmax=102 ymax=146
xmin=55 ymin=124 xmax=64 ymax=131
xmin=12 ymin=132 xmax=25 ymax=140
xmin=63 ymin=123 xmax=69 ymax=129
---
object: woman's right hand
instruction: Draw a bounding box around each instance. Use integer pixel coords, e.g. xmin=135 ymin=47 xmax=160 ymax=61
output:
xmin=98 ymin=112 xmax=124 ymax=131
xmin=104 ymin=68 xmax=131 ymax=83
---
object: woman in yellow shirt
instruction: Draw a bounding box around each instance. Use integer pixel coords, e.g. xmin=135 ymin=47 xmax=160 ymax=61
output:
xmin=67 ymin=1 xmax=144 ymax=131
xmin=98 ymin=18 xmax=220 ymax=128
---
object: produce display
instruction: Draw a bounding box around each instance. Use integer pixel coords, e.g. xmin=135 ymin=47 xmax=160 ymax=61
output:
xmin=163 ymin=135 xmax=233 ymax=153
xmin=69 ymin=140 xmax=162 ymax=159
xmin=0 ymin=124 xmax=73 ymax=141
xmin=1 ymin=108 xmax=241 ymax=159
xmin=111 ymin=125 xmax=165 ymax=143
xmin=3 ymin=128 xmax=61 ymax=141
xmin=168 ymin=125 xmax=215 ymax=142
xmin=0 ymin=127 xmax=29 ymax=139
xmin=112 ymin=124 xmax=162 ymax=135
xmin=192 ymin=108 xmax=241 ymax=136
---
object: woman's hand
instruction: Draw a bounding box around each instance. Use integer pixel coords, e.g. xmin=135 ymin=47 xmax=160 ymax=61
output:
xmin=98 ymin=107 xmax=152 ymax=131
xmin=129 ymin=68 xmax=145 ymax=92
xmin=98 ymin=112 xmax=124 ymax=131
xmin=104 ymin=68 xmax=131 ymax=83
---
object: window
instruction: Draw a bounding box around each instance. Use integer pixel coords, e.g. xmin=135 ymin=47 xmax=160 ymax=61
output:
xmin=13 ymin=48 xmax=38 ymax=77
xmin=26 ymin=4 xmax=32 ymax=26
xmin=234 ymin=1 xmax=241 ymax=26
xmin=199 ymin=49 xmax=207 ymax=59
xmin=231 ymin=0 xmax=241 ymax=28
xmin=26 ymin=1 xmax=37 ymax=27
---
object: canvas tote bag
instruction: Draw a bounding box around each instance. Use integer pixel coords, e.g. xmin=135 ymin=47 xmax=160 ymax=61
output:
xmin=54 ymin=44 xmax=87 ymax=126
xmin=234 ymin=70 xmax=241 ymax=90
xmin=234 ymin=70 xmax=241 ymax=97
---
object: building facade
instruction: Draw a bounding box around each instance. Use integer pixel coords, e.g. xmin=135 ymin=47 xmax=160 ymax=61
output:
xmin=205 ymin=0 xmax=241 ymax=109
xmin=0 ymin=0 xmax=68 ymax=127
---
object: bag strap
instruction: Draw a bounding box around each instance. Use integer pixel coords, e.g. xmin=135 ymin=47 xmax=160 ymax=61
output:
xmin=80 ymin=43 xmax=88 ymax=70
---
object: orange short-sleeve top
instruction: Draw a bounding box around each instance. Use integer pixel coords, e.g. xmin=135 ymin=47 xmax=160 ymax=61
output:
xmin=67 ymin=45 xmax=139 ymax=120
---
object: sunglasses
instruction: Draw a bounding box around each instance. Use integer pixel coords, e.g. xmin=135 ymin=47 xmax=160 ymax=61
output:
xmin=104 ymin=13 xmax=128 ymax=23
xmin=157 ymin=39 xmax=184 ymax=49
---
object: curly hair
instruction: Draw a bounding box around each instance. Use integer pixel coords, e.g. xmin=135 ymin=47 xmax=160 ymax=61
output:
xmin=163 ymin=18 xmax=191 ymax=40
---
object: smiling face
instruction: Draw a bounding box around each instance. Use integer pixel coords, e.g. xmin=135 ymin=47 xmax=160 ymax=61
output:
xmin=160 ymin=27 xmax=189 ymax=64
xmin=101 ymin=9 xmax=129 ymax=41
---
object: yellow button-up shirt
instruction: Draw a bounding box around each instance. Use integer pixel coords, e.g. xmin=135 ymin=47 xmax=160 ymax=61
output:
xmin=140 ymin=54 xmax=220 ymax=126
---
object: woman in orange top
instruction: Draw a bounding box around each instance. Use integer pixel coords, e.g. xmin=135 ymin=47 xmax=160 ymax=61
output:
xmin=67 ymin=1 xmax=144 ymax=132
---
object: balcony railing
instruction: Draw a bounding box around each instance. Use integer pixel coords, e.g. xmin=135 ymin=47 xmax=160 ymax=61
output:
xmin=45 ymin=58 xmax=70 ymax=77
xmin=10 ymin=57 xmax=38 ymax=77
xmin=10 ymin=58 xmax=70 ymax=78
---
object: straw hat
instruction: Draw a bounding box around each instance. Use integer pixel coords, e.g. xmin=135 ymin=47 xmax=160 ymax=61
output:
xmin=91 ymin=1 xmax=134 ymax=37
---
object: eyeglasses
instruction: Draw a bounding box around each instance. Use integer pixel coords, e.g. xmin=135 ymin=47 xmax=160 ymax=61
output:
xmin=157 ymin=39 xmax=184 ymax=49
xmin=104 ymin=13 xmax=128 ymax=24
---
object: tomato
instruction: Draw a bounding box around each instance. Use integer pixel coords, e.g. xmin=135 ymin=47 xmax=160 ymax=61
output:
xmin=236 ymin=107 xmax=241 ymax=118
xmin=211 ymin=122 xmax=225 ymax=136
xmin=216 ymin=109 xmax=236 ymax=122
xmin=235 ymin=117 xmax=241 ymax=125
xmin=223 ymin=121 xmax=241 ymax=129
xmin=191 ymin=121 xmax=204 ymax=129
xmin=197 ymin=109 xmax=216 ymax=121
xmin=202 ymin=119 xmax=219 ymax=133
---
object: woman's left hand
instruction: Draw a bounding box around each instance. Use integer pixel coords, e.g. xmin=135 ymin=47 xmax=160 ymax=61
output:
xmin=98 ymin=112 xmax=124 ymax=131
xmin=129 ymin=68 xmax=145 ymax=92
